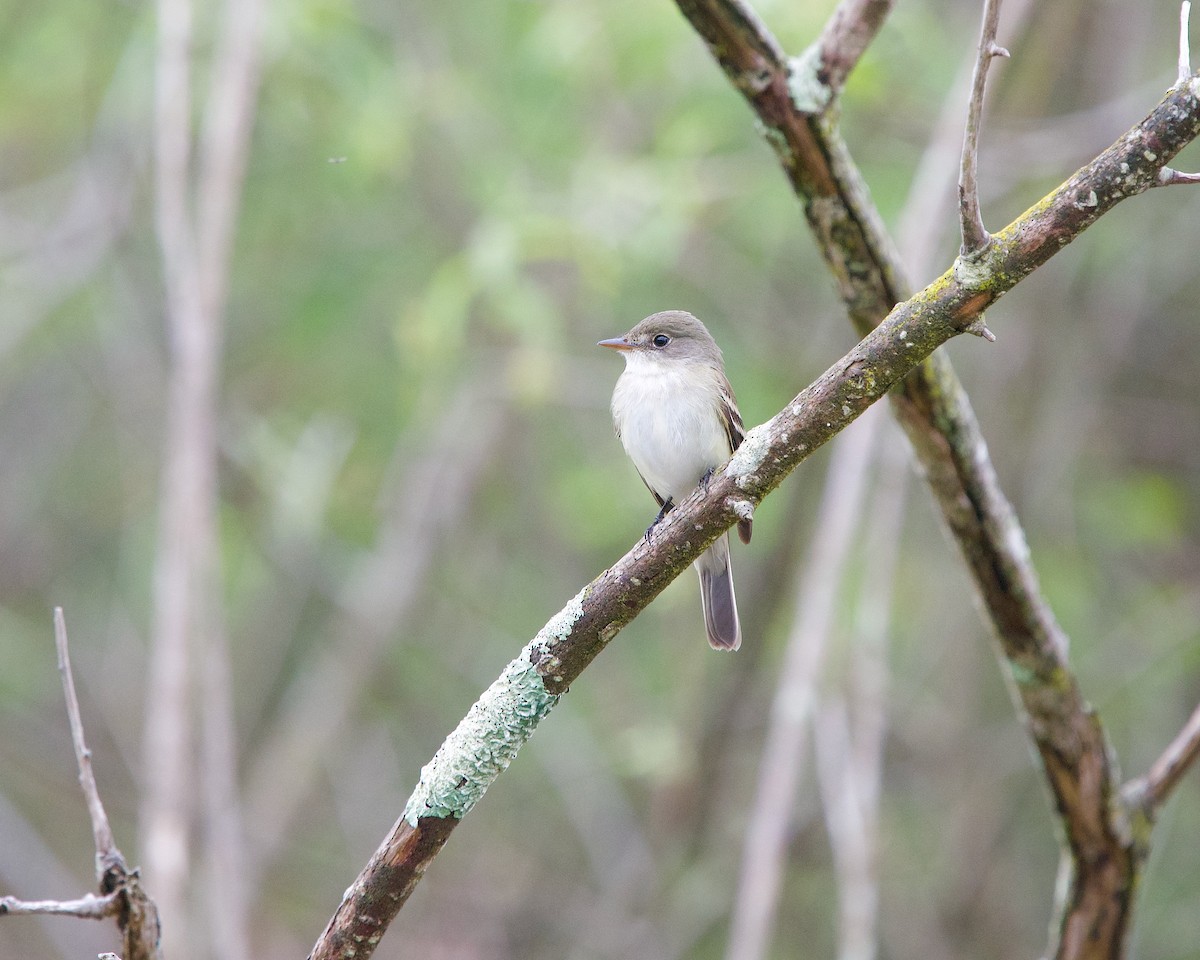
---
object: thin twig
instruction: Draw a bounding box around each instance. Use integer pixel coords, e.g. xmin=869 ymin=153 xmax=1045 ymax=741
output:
xmin=1141 ymin=701 xmax=1200 ymax=810
xmin=54 ymin=609 xmax=118 ymax=877
xmin=1180 ymin=1 xmax=1193 ymax=83
xmin=1156 ymin=166 xmax=1200 ymax=186
xmin=41 ymin=611 xmax=164 ymax=960
xmin=959 ymin=0 xmax=1010 ymax=255
xmin=0 ymin=891 xmax=121 ymax=920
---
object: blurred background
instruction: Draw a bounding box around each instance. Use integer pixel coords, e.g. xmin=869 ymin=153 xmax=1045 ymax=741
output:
xmin=2 ymin=0 xmax=1199 ymax=958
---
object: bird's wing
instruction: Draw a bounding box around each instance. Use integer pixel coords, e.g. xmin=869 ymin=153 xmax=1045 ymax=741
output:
xmin=718 ymin=376 xmax=745 ymax=454
xmin=718 ymin=374 xmax=753 ymax=545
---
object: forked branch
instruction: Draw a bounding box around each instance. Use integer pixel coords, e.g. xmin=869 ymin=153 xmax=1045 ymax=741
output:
xmin=0 ymin=611 xmax=162 ymax=960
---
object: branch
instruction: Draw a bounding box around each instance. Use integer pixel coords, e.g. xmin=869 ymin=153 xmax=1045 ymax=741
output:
xmin=1128 ymin=701 xmax=1200 ymax=812
xmin=813 ymin=0 xmax=896 ymax=97
xmin=1181 ymin=1 xmax=1193 ymax=83
xmin=0 ymin=891 xmax=120 ymax=920
xmin=959 ymin=0 xmax=1009 ymax=256
xmin=0 ymin=611 xmax=164 ymax=960
xmin=674 ymin=2 xmax=1200 ymax=956
xmin=310 ymin=76 xmax=1200 ymax=957
xmin=54 ymin=608 xmax=118 ymax=881
xmin=1156 ymin=166 xmax=1200 ymax=185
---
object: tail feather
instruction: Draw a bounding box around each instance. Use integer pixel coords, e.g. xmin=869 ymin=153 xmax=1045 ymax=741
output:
xmin=696 ymin=533 xmax=741 ymax=651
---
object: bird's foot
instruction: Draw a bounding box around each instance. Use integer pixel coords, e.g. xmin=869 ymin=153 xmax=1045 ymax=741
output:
xmin=643 ymin=499 xmax=674 ymax=543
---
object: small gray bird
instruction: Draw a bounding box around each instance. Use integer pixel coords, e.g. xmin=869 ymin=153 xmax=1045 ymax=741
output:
xmin=599 ymin=310 xmax=752 ymax=650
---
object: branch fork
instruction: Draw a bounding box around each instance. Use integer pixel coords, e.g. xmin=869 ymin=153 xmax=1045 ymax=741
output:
xmin=0 ymin=611 xmax=162 ymax=960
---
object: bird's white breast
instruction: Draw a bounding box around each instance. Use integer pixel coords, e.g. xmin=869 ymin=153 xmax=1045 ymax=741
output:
xmin=611 ymin=352 xmax=731 ymax=504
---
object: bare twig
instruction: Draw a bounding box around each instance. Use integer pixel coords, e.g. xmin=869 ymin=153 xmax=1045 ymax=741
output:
xmin=726 ymin=405 xmax=882 ymax=960
xmin=1181 ymin=1 xmax=1193 ymax=83
xmin=0 ymin=891 xmax=121 ymax=920
xmin=1137 ymin=701 xmax=1200 ymax=810
xmin=0 ymin=611 xmax=165 ymax=960
xmin=54 ymin=608 xmax=118 ymax=879
xmin=1156 ymin=166 xmax=1200 ymax=186
xmin=959 ymin=0 xmax=1010 ymax=256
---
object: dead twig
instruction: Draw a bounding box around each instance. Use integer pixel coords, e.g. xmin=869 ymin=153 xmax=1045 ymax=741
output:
xmin=0 ymin=611 xmax=162 ymax=960
xmin=0 ymin=891 xmax=121 ymax=920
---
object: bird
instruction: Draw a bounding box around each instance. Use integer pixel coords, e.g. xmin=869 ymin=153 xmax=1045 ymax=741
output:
xmin=599 ymin=310 xmax=751 ymax=650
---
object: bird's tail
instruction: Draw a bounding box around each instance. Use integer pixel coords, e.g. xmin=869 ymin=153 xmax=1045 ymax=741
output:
xmin=696 ymin=533 xmax=741 ymax=651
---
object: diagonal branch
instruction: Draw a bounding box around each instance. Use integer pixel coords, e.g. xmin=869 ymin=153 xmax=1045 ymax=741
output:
xmin=309 ymin=75 xmax=1200 ymax=958
xmin=54 ymin=608 xmax=118 ymax=883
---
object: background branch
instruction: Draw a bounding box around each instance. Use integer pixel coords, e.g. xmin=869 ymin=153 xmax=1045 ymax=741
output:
xmin=726 ymin=405 xmax=882 ymax=960
xmin=1130 ymin=701 xmax=1200 ymax=812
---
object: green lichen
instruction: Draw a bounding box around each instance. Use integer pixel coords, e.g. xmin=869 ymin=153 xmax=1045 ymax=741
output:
xmin=402 ymin=652 xmax=560 ymax=825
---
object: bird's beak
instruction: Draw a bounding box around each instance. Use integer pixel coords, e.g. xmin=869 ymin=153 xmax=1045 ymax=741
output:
xmin=597 ymin=336 xmax=631 ymax=351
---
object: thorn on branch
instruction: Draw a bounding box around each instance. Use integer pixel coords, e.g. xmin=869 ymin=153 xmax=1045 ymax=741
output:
xmin=959 ymin=0 xmax=1008 ymax=256
xmin=965 ymin=316 xmax=997 ymax=342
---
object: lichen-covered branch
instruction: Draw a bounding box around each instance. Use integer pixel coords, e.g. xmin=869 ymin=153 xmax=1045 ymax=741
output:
xmin=309 ymin=73 xmax=1200 ymax=957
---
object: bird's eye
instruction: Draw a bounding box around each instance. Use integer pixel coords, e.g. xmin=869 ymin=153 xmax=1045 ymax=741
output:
xmin=652 ymin=334 xmax=670 ymax=347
